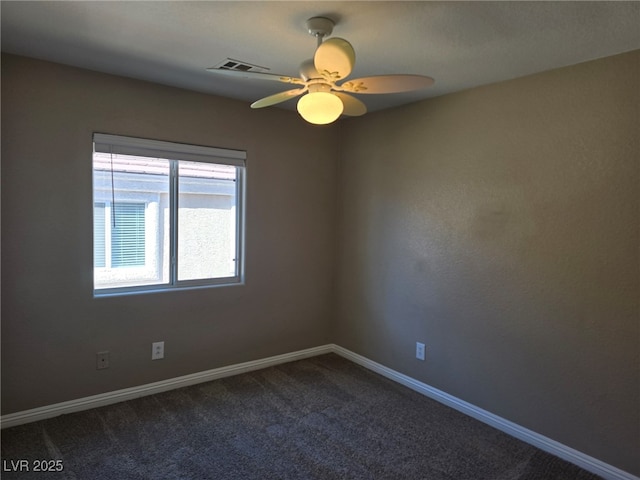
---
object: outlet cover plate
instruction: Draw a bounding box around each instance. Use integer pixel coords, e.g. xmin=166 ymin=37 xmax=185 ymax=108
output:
xmin=96 ymin=351 xmax=110 ymax=369
xmin=152 ymin=341 xmax=164 ymax=360
xmin=416 ymin=342 xmax=426 ymax=361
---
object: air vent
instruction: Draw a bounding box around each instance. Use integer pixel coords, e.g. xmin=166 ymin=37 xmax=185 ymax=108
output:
xmin=213 ymin=58 xmax=269 ymax=73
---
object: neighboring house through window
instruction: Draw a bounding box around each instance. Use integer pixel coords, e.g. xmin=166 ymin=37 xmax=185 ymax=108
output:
xmin=94 ymin=202 xmax=146 ymax=268
xmin=93 ymin=133 xmax=246 ymax=295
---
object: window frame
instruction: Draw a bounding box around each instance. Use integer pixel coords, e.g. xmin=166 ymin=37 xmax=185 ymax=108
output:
xmin=93 ymin=133 xmax=246 ymax=297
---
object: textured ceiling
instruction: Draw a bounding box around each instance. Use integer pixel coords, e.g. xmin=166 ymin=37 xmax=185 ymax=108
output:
xmin=2 ymin=1 xmax=639 ymax=113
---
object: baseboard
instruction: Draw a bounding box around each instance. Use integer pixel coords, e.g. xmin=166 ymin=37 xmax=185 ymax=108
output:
xmin=2 ymin=343 xmax=636 ymax=480
xmin=0 ymin=344 xmax=333 ymax=430
xmin=330 ymin=345 xmax=638 ymax=480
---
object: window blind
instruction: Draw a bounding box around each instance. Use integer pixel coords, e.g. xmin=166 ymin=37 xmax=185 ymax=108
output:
xmin=94 ymin=203 xmax=106 ymax=268
xmin=93 ymin=133 xmax=246 ymax=167
xmin=111 ymin=203 xmax=146 ymax=267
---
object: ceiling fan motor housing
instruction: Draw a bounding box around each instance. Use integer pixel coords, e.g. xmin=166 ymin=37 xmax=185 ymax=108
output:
xmin=299 ymin=58 xmax=320 ymax=81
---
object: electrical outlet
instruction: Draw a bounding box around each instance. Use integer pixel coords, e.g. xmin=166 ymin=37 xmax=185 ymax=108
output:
xmin=416 ymin=342 xmax=426 ymax=361
xmin=96 ymin=351 xmax=110 ymax=369
xmin=152 ymin=341 xmax=164 ymax=360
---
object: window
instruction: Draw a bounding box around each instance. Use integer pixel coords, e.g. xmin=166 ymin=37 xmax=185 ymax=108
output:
xmin=93 ymin=133 xmax=246 ymax=295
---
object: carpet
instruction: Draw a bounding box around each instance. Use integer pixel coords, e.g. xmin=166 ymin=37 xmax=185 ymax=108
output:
xmin=1 ymin=354 xmax=602 ymax=479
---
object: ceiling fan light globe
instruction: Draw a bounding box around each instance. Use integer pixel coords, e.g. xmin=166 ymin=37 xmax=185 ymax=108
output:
xmin=297 ymin=92 xmax=343 ymax=125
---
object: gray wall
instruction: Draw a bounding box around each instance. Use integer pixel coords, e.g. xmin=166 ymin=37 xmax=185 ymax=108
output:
xmin=1 ymin=54 xmax=339 ymax=413
xmin=335 ymin=50 xmax=639 ymax=475
xmin=2 ymin=50 xmax=639 ymax=476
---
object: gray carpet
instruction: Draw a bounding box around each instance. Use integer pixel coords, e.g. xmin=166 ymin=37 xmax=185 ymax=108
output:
xmin=1 ymin=354 xmax=601 ymax=479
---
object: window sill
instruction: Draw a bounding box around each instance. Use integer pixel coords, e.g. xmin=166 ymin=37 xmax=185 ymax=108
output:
xmin=93 ymin=279 xmax=244 ymax=298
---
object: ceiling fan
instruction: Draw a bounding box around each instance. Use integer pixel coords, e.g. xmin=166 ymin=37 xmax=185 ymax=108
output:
xmin=206 ymin=16 xmax=435 ymax=125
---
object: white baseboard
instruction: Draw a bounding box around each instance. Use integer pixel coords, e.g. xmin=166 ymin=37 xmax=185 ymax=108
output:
xmin=0 ymin=344 xmax=333 ymax=430
xmin=1 ymin=343 xmax=636 ymax=480
xmin=330 ymin=345 xmax=638 ymax=480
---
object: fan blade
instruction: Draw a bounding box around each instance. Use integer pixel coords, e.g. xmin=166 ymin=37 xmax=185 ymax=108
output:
xmin=250 ymin=88 xmax=307 ymax=109
xmin=206 ymin=68 xmax=305 ymax=85
xmin=334 ymin=92 xmax=367 ymax=117
xmin=314 ymin=38 xmax=355 ymax=82
xmin=339 ymin=74 xmax=434 ymax=94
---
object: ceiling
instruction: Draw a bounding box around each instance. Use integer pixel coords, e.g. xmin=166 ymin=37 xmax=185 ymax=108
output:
xmin=2 ymin=1 xmax=639 ymax=113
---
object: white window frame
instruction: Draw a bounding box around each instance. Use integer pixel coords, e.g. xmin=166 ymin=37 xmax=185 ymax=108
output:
xmin=93 ymin=133 xmax=246 ymax=296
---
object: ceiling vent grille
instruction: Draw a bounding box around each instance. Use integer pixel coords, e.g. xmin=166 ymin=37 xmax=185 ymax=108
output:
xmin=213 ymin=58 xmax=269 ymax=73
